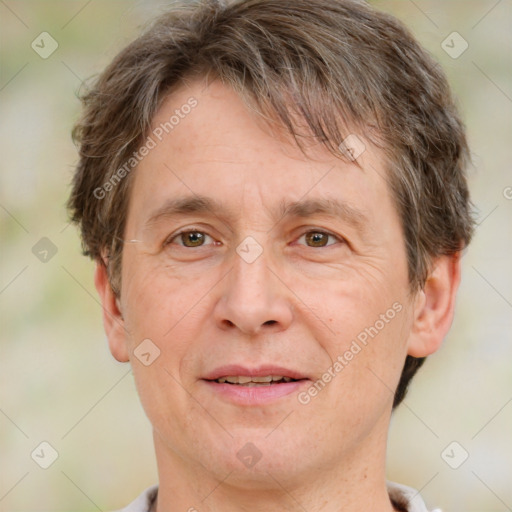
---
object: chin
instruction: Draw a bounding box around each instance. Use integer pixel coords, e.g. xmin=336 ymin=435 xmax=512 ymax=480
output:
xmin=202 ymin=432 xmax=315 ymax=486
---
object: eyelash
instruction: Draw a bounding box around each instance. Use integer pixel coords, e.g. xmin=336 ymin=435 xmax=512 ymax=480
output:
xmin=165 ymin=228 xmax=344 ymax=248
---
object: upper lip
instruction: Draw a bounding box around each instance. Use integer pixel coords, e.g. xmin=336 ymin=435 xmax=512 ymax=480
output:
xmin=203 ymin=365 xmax=310 ymax=381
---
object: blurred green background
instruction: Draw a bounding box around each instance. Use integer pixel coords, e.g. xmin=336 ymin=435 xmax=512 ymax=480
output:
xmin=1 ymin=1 xmax=511 ymax=510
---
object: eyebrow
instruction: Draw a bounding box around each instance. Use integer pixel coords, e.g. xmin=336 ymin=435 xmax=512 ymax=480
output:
xmin=144 ymin=195 xmax=369 ymax=232
xmin=277 ymin=197 xmax=368 ymax=231
xmin=144 ymin=195 xmax=234 ymax=229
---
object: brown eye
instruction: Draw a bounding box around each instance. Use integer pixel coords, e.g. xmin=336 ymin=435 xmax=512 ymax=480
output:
xmin=166 ymin=230 xmax=215 ymax=248
xmin=300 ymin=231 xmax=339 ymax=248
xmin=179 ymin=231 xmax=206 ymax=247
xmin=305 ymin=232 xmax=329 ymax=247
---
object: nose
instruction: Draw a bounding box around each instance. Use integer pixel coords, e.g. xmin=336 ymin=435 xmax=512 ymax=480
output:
xmin=213 ymin=244 xmax=293 ymax=335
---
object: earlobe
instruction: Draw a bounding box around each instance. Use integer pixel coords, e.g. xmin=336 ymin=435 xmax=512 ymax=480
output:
xmin=94 ymin=261 xmax=130 ymax=363
xmin=407 ymin=253 xmax=462 ymax=358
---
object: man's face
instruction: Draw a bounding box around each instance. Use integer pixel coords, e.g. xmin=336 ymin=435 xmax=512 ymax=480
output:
xmin=113 ymin=79 xmax=417 ymax=483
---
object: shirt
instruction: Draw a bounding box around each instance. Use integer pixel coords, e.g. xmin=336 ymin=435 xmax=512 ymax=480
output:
xmin=112 ymin=481 xmax=441 ymax=512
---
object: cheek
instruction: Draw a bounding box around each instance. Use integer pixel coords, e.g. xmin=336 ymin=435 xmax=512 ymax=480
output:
xmin=120 ymin=257 xmax=217 ymax=418
xmin=292 ymin=263 xmax=405 ymax=340
xmin=332 ymin=301 xmax=412 ymax=413
xmin=121 ymin=253 xmax=207 ymax=340
xmin=293 ymin=272 xmax=411 ymax=404
xmin=122 ymin=265 xmax=205 ymax=429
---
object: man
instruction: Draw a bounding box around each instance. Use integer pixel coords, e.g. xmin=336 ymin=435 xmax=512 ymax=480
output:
xmin=68 ymin=0 xmax=474 ymax=510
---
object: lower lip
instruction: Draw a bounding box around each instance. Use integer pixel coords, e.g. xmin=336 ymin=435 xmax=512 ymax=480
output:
xmin=201 ymin=379 xmax=309 ymax=405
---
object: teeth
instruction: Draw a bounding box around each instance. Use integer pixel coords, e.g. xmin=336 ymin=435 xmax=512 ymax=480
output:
xmin=251 ymin=376 xmax=273 ymax=383
xmin=216 ymin=375 xmax=295 ymax=384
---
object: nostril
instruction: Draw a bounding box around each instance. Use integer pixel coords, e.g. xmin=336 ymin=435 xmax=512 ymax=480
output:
xmin=263 ymin=320 xmax=277 ymax=326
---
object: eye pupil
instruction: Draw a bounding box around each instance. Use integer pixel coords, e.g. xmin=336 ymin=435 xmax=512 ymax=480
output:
xmin=182 ymin=231 xmax=204 ymax=247
xmin=306 ymin=232 xmax=328 ymax=247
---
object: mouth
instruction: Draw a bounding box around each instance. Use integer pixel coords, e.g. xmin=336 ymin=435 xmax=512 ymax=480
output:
xmin=201 ymin=365 xmax=310 ymax=405
xmin=212 ymin=375 xmax=300 ymax=386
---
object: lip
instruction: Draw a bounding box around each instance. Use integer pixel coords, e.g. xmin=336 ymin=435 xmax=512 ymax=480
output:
xmin=201 ymin=365 xmax=310 ymax=406
xmin=202 ymin=364 xmax=309 ymax=381
xmin=202 ymin=380 xmax=308 ymax=405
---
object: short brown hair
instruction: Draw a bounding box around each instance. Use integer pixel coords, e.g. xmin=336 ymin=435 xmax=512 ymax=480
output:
xmin=68 ymin=0 xmax=474 ymax=408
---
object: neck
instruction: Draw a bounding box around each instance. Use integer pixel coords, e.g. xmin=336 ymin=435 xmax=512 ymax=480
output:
xmin=152 ymin=415 xmax=397 ymax=512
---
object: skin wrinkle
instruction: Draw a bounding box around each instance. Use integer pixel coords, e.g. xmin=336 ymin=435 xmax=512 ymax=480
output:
xmin=142 ymin=196 xmax=372 ymax=247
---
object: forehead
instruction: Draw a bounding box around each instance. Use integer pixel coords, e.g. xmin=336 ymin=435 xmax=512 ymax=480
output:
xmin=127 ymin=78 xmax=397 ymax=233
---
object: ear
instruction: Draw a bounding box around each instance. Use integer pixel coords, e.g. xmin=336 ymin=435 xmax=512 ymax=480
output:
xmin=407 ymin=253 xmax=462 ymax=357
xmin=94 ymin=261 xmax=129 ymax=363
